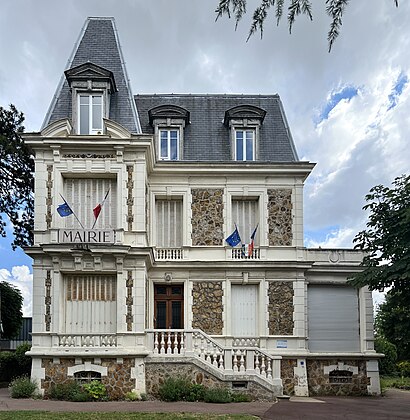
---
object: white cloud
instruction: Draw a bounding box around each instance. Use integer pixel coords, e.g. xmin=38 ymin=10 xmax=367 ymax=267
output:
xmin=0 ymin=265 xmax=32 ymax=317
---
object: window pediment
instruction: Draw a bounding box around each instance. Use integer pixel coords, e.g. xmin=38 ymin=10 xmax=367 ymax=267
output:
xmin=148 ymin=105 xmax=190 ymax=126
xmin=224 ymin=105 xmax=266 ymax=127
xmin=65 ymin=62 xmax=117 ymax=93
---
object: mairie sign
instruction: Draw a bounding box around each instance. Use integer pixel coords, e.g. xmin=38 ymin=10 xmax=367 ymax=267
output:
xmin=59 ymin=229 xmax=115 ymax=244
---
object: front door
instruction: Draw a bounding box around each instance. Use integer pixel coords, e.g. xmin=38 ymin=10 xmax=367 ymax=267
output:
xmin=154 ymin=284 xmax=184 ymax=329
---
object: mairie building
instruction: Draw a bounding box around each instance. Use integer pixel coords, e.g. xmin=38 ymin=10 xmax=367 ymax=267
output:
xmin=25 ymin=17 xmax=380 ymax=400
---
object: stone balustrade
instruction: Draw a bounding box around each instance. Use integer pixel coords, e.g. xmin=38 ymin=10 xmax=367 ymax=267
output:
xmin=57 ymin=334 xmax=117 ymax=348
xmin=146 ymin=329 xmax=282 ymax=388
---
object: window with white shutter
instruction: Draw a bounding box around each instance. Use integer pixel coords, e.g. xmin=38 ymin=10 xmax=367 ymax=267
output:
xmin=231 ymin=199 xmax=259 ymax=245
xmin=63 ymin=178 xmax=116 ymax=229
xmin=156 ymin=199 xmax=183 ymax=247
xmin=64 ymin=274 xmax=117 ymax=333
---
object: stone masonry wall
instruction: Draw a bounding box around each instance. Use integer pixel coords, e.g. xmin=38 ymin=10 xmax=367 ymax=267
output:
xmin=192 ymin=281 xmax=224 ymax=335
xmin=281 ymin=358 xmax=297 ymax=395
xmin=41 ymin=357 xmax=135 ymax=400
xmin=268 ymin=281 xmax=294 ymax=335
xmin=307 ymin=359 xmax=368 ymax=396
xmin=145 ymin=359 xmax=275 ymax=401
xmin=191 ymin=188 xmax=224 ymax=246
xmin=267 ymin=189 xmax=293 ymax=246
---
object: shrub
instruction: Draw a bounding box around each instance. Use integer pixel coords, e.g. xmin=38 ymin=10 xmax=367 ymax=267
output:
xmin=231 ymin=392 xmax=252 ymax=402
xmin=14 ymin=343 xmax=32 ymax=374
xmin=125 ymin=391 xmax=141 ymax=401
xmin=203 ymin=387 xmax=232 ymax=403
xmin=140 ymin=392 xmax=147 ymax=401
xmin=158 ymin=377 xmax=205 ymax=402
xmin=397 ymin=361 xmax=410 ymax=377
xmin=9 ymin=376 xmax=37 ymax=398
xmin=0 ymin=343 xmax=32 ymax=383
xmin=375 ymin=337 xmax=398 ymax=375
xmin=48 ymin=381 xmax=89 ymax=401
xmin=83 ymin=380 xmax=107 ymax=400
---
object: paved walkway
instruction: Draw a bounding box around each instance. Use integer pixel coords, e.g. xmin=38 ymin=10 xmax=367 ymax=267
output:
xmin=1 ymin=388 xmax=410 ymax=419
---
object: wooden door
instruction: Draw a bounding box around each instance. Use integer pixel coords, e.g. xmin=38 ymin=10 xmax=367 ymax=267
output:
xmin=154 ymin=285 xmax=184 ymax=329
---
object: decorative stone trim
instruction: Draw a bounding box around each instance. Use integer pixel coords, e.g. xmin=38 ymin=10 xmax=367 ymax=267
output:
xmin=126 ymin=165 xmax=134 ymax=231
xmin=45 ymin=270 xmax=52 ymax=331
xmin=192 ymin=282 xmax=223 ymax=335
xmin=67 ymin=362 xmax=108 ymax=377
xmin=268 ymin=281 xmax=294 ymax=335
xmin=267 ymin=189 xmax=292 ymax=246
xmin=126 ymin=271 xmax=133 ymax=331
xmin=46 ymin=165 xmax=53 ymax=229
xmin=191 ymin=189 xmax=224 ymax=246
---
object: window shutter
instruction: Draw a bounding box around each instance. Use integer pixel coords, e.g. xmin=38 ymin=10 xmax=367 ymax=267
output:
xmin=156 ymin=199 xmax=182 ymax=247
xmin=64 ymin=178 xmax=116 ymax=229
xmin=232 ymin=199 xmax=258 ymax=244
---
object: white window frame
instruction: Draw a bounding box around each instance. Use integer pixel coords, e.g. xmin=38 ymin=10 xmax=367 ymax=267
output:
xmin=159 ymin=128 xmax=180 ymax=161
xmin=78 ymin=93 xmax=103 ymax=135
xmin=234 ymin=129 xmax=256 ymax=161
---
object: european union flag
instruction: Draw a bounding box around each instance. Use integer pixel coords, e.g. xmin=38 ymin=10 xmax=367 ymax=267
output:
xmin=225 ymin=226 xmax=241 ymax=247
xmin=57 ymin=203 xmax=73 ymax=217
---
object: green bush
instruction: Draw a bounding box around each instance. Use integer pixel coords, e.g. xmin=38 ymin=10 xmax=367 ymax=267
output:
xmin=9 ymin=376 xmax=37 ymax=398
xmin=397 ymin=361 xmax=410 ymax=377
xmin=83 ymin=380 xmax=107 ymax=400
xmin=125 ymin=391 xmax=141 ymax=401
xmin=203 ymin=387 xmax=232 ymax=403
xmin=48 ymin=381 xmax=89 ymax=401
xmin=158 ymin=377 xmax=205 ymax=402
xmin=231 ymin=392 xmax=252 ymax=402
xmin=375 ymin=337 xmax=398 ymax=375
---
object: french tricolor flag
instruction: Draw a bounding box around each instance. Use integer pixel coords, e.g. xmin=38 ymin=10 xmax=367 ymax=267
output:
xmin=92 ymin=189 xmax=110 ymax=228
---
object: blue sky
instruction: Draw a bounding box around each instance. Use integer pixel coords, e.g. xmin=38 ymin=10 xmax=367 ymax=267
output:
xmin=1 ymin=0 xmax=409 ymax=314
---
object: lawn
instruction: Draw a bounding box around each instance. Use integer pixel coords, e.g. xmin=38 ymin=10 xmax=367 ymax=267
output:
xmin=0 ymin=413 xmax=256 ymax=420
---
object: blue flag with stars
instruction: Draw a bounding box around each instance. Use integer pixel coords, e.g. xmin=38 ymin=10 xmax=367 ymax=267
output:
xmin=225 ymin=225 xmax=241 ymax=247
xmin=57 ymin=203 xmax=73 ymax=217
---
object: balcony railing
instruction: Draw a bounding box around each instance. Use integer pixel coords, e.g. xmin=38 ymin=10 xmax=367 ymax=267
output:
xmin=155 ymin=248 xmax=183 ymax=260
xmin=231 ymin=248 xmax=260 ymax=259
xmin=58 ymin=334 xmax=117 ymax=348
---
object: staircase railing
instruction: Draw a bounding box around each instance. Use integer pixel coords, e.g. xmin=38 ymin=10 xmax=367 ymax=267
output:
xmin=145 ymin=329 xmax=282 ymax=387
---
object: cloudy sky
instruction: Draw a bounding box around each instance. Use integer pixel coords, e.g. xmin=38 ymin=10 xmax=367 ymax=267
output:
xmin=1 ymin=0 xmax=409 ymax=315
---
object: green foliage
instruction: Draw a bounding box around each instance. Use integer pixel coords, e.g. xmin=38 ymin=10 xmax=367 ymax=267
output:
xmin=203 ymin=387 xmax=232 ymax=403
xmin=215 ymin=0 xmax=399 ymax=52
xmin=374 ymin=336 xmax=398 ymax=375
xmin=397 ymin=361 xmax=410 ymax=377
xmin=9 ymin=375 xmax=37 ymax=398
xmin=48 ymin=381 xmax=90 ymax=402
xmin=140 ymin=392 xmax=147 ymax=401
xmin=0 ymin=104 xmax=34 ymax=249
xmin=349 ymin=175 xmax=410 ymax=301
xmin=0 ymin=343 xmax=32 ymax=382
xmin=380 ymin=375 xmax=410 ymax=391
xmin=82 ymin=380 xmax=107 ymax=400
xmin=231 ymin=392 xmax=252 ymax=402
xmin=0 ymin=281 xmax=23 ymax=339
xmin=125 ymin=391 xmax=141 ymax=401
xmin=376 ymin=290 xmax=410 ymax=361
xmin=158 ymin=377 xmax=196 ymax=401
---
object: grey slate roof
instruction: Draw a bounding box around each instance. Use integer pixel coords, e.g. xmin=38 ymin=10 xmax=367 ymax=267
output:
xmin=135 ymin=94 xmax=299 ymax=162
xmin=43 ymin=17 xmax=140 ymax=133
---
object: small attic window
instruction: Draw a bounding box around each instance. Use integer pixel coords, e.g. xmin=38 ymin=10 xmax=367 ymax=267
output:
xmin=65 ymin=62 xmax=117 ymax=135
xmin=224 ymin=105 xmax=266 ymax=162
xmin=148 ymin=105 xmax=190 ymax=161
xmin=79 ymin=94 xmax=103 ymax=135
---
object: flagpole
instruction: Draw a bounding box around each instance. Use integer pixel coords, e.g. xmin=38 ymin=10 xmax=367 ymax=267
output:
xmin=59 ymin=193 xmax=85 ymax=229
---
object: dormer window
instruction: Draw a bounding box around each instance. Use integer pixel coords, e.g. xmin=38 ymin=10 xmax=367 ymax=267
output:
xmin=65 ymin=62 xmax=117 ymax=135
xmin=160 ymin=128 xmax=179 ymax=160
xmin=224 ymin=105 xmax=266 ymax=162
xmin=235 ymin=129 xmax=255 ymax=161
xmin=148 ymin=105 xmax=190 ymax=161
xmin=79 ymin=94 xmax=103 ymax=135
